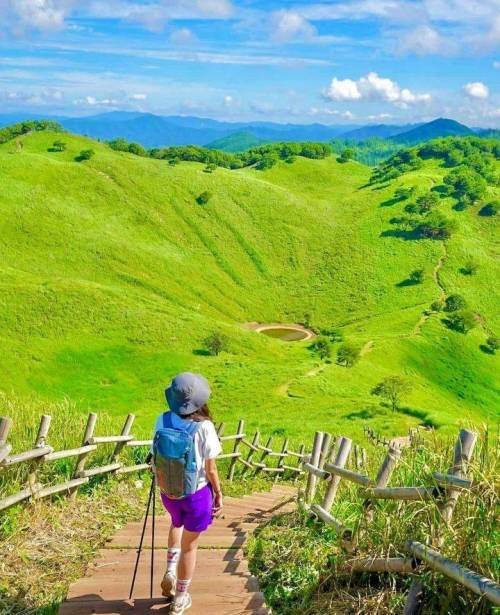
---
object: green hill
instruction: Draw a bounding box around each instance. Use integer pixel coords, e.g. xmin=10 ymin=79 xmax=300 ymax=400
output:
xmin=205 ymin=130 xmax=269 ymax=152
xmin=391 ymin=118 xmax=473 ymax=145
xmin=0 ymin=130 xmax=498 ymax=441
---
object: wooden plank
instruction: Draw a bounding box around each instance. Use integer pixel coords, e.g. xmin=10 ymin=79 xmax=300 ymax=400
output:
xmin=0 ymin=443 xmax=12 ymax=464
xmin=2 ymin=445 xmax=53 ymax=466
xmin=126 ymin=440 xmax=152 ymax=447
xmin=0 ymin=416 xmax=13 ymax=446
xmin=218 ymin=452 xmax=241 ymax=459
xmin=324 ymin=463 xmax=372 ymax=487
xmin=433 ymin=472 xmax=472 ymax=490
xmin=36 ymin=477 xmax=89 ymax=499
xmin=0 ymin=485 xmax=39 ymax=511
xmin=111 ymin=414 xmax=135 ymax=462
xmin=117 ymin=464 xmax=150 ymax=474
xmin=348 ymin=557 xmax=417 ymax=573
xmin=407 ymin=541 xmax=500 ymax=606
xmin=305 ymin=432 xmax=323 ymax=504
xmin=322 ymin=436 xmax=352 ymax=512
xmin=303 ymin=462 xmax=329 ymax=479
xmin=228 ymin=420 xmax=244 ymax=481
xmin=363 ymin=486 xmax=440 ymax=501
xmin=44 ymin=445 xmax=97 ymax=462
xmin=220 ymin=433 xmax=246 ymax=442
xmin=88 ymin=435 xmax=134 ymax=444
xmin=310 ymin=504 xmax=352 ymax=541
xmin=72 ymin=413 xmax=98 ymax=499
xmin=79 ymin=463 xmax=121 ymax=478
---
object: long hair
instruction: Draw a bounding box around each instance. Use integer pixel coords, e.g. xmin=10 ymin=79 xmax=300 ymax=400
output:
xmin=186 ymin=403 xmax=213 ymax=422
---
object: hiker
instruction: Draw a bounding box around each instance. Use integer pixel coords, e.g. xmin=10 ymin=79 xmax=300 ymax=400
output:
xmin=152 ymin=372 xmax=223 ymax=614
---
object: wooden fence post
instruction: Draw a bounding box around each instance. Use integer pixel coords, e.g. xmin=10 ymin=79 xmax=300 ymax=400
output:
xmin=440 ymin=429 xmax=477 ymax=525
xmin=318 ymin=433 xmax=331 ymax=471
xmin=111 ymin=414 xmax=135 ymax=464
xmin=28 ymin=414 xmax=52 ymax=497
xmin=227 ymin=419 xmax=244 ymax=481
xmin=275 ymin=437 xmax=288 ymax=481
xmin=241 ymin=431 xmax=259 ymax=475
xmin=0 ymin=416 xmax=13 ymax=463
xmin=216 ymin=422 xmax=225 ymax=438
xmin=305 ymin=432 xmax=324 ymax=505
xmin=322 ymin=436 xmax=352 ymax=512
xmin=71 ymin=413 xmax=97 ymax=499
xmin=254 ymin=436 xmax=273 ymax=475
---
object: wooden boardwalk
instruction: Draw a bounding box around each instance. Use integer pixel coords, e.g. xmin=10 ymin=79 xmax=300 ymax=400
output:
xmin=60 ymin=485 xmax=296 ymax=614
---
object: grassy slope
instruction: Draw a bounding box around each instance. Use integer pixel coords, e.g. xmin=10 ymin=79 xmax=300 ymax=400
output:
xmin=0 ymin=131 xmax=498 ymax=446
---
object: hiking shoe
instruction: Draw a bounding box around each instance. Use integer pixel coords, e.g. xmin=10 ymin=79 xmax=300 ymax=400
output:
xmin=169 ymin=594 xmax=192 ymax=613
xmin=161 ymin=572 xmax=176 ymax=598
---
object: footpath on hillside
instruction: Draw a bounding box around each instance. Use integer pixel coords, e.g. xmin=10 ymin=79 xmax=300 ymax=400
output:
xmin=60 ymin=485 xmax=295 ymax=615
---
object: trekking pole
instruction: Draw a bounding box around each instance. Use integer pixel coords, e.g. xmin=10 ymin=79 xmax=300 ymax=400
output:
xmin=129 ymin=475 xmax=155 ymax=599
xmin=150 ymin=473 xmax=156 ymax=599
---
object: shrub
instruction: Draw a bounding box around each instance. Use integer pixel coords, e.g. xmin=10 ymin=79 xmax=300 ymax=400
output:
xmin=337 ymin=343 xmax=361 ymax=367
xmin=445 ymin=310 xmax=476 ymax=334
xmin=461 ymin=259 xmax=479 ymax=275
xmin=394 ymin=187 xmax=414 ymax=201
xmin=320 ymin=328 xmax=343 ymax=343
xmin=485 ymin=336 xmax=499 ymax=353
xmin=310 ymin=336 xmax=331 ymax=360
xmin=51 ymin=139 xmax=66 ymax=152
xmin=203 ymin=331 xmax=229 ymax=356
xmin=444 ymin=294 xmax=467 ymax=312
xmin=479 ymin=201 xmax=498 ymax=217
xmin=409 ymin=269 xmax=425 ymax=284
xmin=204 ymin=163 xmax=217 ymax=173
xmin=416 ymin=212 xmax=458 ymax=239
xmin=371 ymin=376 xmax=412 ymax=412
xmin=338 ymin=148 xmax=354 ymax=163
xmin=430 ymin=300 xmax=443 ymax=312
xmin=197 ymin=190 xmax=213 ymax=205
xmin=76 ymin=149 xmax=95 ymax=162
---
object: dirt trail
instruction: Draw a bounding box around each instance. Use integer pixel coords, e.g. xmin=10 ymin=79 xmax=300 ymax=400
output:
xmin=411 ymin=241 xmax=447 ymax=337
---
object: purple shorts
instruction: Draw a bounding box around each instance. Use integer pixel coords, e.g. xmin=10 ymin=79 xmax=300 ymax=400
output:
xmin=160 ymin=484 xmax=213 ymax=533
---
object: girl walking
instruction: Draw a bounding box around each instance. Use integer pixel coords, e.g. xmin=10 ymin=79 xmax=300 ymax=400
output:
xmin=152 ymin=372 xmax=223 ymax=614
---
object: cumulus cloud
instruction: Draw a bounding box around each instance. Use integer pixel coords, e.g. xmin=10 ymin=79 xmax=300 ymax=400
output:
xmin=271 ymin=10 xmax=317 ymax=42
xmin=463 ymin=81 xmax=489 ymax=99
xmin=0 ymin=0 xmax=75 ymax=33
xmin=323 ymin=72 xmax=431 ymax=107
xmin=399 ymin=25 xmax=449 ymax=55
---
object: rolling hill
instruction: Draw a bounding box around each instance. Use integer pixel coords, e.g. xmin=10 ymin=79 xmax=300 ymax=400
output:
xmin=205 ymin=131 xmax=269 ymax=152
xmin=391 ymin=118 xmax=473 ymax=145
xmin=0 ymin=129 xmax=498 ymax=442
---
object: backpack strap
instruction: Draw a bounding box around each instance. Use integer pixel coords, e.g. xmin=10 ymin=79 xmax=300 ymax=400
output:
xmin=162 ymin=412 xmax=173 ymax=429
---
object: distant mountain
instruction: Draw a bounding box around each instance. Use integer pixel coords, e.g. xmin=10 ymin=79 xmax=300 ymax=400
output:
xmin=337 ymin=123 xmax=422 ymax=142
xmin=390 ymin=118 xmax=473 ymax=145
xmin=205 ymin=131 xmax=269 ymax=152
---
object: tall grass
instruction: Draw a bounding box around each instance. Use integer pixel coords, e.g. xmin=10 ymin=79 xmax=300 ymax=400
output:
xmin=248 ymin=427 xmax=499 ymax=614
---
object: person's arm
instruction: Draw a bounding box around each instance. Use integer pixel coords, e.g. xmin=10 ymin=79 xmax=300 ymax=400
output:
xmin=205 ymin=458 xmax=223 ymax=514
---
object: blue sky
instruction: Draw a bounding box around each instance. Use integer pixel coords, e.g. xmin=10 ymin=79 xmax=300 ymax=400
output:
xmin=0 ymin=0 xmax=499 ymax=126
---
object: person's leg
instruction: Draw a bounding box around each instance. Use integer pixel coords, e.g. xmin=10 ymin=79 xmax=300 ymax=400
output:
xmin=166 ymin=524 xmax=183 ymax=575
xmin=172 ymin=530 xmax=200 ymax=608
xmin=160 ymin=494 xmax=185 ymax=597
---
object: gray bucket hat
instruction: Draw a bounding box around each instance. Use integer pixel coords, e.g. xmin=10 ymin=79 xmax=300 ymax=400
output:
xmin=165 ymin=372 xmax=211 ymax=416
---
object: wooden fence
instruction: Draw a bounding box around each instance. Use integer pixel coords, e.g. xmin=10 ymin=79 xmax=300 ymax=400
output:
xmin=0 ymin=414 xmax=307 ymax=512
xmin=301 ymin=429 xmax=500 ymax=610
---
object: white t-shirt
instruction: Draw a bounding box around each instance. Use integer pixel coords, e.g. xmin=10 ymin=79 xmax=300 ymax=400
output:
xmin=152 ymin=412 xmax=222 ymax=491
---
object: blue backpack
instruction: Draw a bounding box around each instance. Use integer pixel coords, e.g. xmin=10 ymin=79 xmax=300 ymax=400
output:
xmin=153 ymin=413 xmax=201 ymax=498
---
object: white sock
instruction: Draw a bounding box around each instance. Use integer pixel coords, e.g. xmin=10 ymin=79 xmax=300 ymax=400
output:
xmin=175 ymin=578 xmax=191 ymax=603
xmin=166 ymin=548 xmax=181 ymax=576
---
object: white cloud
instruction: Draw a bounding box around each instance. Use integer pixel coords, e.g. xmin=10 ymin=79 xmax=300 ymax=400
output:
xmin=399 ymin=25 xmax=449 ymax=55
xmin=170 ymin=27 xmax=197 ymax=45
xmin=131 ymin=93 xmax=147 ymax=100
xmin=271 ymin=10 xmax=317 ymax=42
xmin=1 ymin=0 xmax=75 ymax=33
xmin=494 ymin=61 xmax=500 ymax=69
xmin=323 ymin=72 xmax=431 ymax=106
xmin=368 ymin=112 xmax=393 ymax=120
xmin=463 ymin=81 xmax=489 ymax=99
xmin=75 ymin=95 xmax=119 ymax=107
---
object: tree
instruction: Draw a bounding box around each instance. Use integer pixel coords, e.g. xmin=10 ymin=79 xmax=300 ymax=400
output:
xmin=416 ymin=212 xmax=458 ymax=240
xmin=310 ymin=336 xmax=331 ymax=360
xmin=479 ymin=201 xmax=498 ymax=217
xmin=76 ymin=149 xmax=95 ymax=162
xmin=444 ymin=294 xmax=467 ymax=312
xmin=485 ymin=336 xmax=499 ymax=354
xmin=203 ymin=331 xmax=229 ymax=356
xmin=204 ymin=163 xmax=217 ymax=173
xmin=339 ymin=148 xmax=354 ymax=163
xmin=445 ymin=310 xmax=476 ymax=334
xmin=197 ymin=190 xmax=213 ymax=205
xmin=461 ymin=258 xmax=479 ymax=275
xmin=444 ymin=167 xmax=487 ymax=205
xmin=409 ymin=269 xmax=425 ymax=284
xmin=52 ymin=139 xmax=66 ymax=152
xmin=415 ymin=191 xmax=440 ymax=214
xmin=168 ymin=157 xmax=180 ymax=166
xmin=337 ymin=343 xmax=361 ymax=367
xmin=371 ymin=376 xmax=412 ymax=412
xmin=394 ymin=186 xmax=415 ymax=201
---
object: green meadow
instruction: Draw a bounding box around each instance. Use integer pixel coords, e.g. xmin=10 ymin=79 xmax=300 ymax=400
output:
xmin=0 ymin=130 xmax=498 ymax=447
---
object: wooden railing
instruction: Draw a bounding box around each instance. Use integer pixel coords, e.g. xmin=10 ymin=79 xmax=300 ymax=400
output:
xmin=301 ymin=429 xmax=500 ymax=609
xmin=0 ymin=414 xmax=307 ymax=512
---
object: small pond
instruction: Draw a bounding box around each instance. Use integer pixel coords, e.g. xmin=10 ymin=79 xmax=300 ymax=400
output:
xmin=259 ymin=326 xmax=310 ymax=342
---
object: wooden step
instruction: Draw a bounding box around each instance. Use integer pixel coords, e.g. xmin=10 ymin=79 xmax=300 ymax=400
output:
xmin=60 ymin=486 xmax=298 ymax=615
